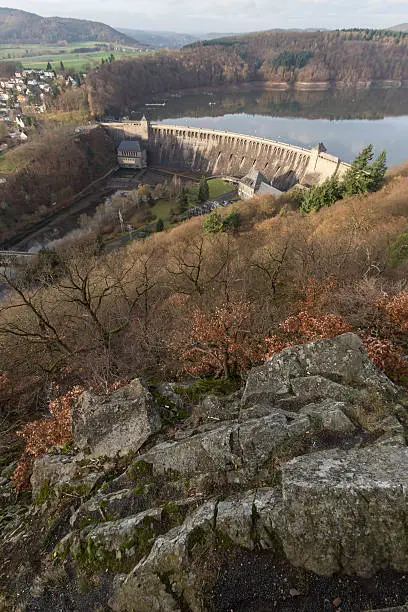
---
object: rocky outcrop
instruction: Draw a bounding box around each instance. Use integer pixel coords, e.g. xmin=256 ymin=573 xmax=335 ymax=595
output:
xmin=72 ymin=378 xmax=162 ymax=458
xmin=242 ymin=332 xmax=397 ymax=407
xmin=281 ymin=446 xmax=408 ymax=576
xmin=3 ymin=333 xmax=408 ymax=611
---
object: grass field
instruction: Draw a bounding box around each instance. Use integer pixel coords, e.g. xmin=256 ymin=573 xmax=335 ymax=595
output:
xmin=150 ymin=198 xmax=172 ymax=220
xmin=0 ymin=42 xmax=147 ymax=71
xmin=189 ymin=179 xmax=235 ymax=200
xmin=208 ymin=178 xmax=235 ymax=198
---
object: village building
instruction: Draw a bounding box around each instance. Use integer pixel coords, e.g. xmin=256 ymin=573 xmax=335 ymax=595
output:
xmin=238 ymin=168 xmax=282 ymax=199
xmin=117 ymin=140 xmax=147 ymax=169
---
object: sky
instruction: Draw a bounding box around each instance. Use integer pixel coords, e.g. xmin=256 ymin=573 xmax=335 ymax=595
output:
xmin=7 ymin=0 xmax=408 ymax=33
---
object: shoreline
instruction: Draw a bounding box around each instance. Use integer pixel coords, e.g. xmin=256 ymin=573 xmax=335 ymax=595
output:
xmin=159 ymin=79 xmax=408 ymax=98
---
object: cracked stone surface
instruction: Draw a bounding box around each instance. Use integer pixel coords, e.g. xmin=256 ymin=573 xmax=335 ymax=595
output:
xmin=72 ymin=378 xmax=162 ymax=458
xmin=281 ymin=446 xmax=408 ymax=576
xmin=4 ymin=334 xmax=408 ymax=611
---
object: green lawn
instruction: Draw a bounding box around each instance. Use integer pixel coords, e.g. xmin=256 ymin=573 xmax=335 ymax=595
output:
xmin=150 ymin=198 xmax=173 ymax=220
xmin=208 ymin=178 xmax=235 ymax=198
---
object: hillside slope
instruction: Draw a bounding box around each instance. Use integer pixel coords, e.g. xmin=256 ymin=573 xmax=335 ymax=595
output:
xmin=0 ymin=7 xmax=139 ymax=44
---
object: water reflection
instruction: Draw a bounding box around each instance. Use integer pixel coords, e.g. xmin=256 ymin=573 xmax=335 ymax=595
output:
xmin=131 ymin=88 xmax=408 ymax=164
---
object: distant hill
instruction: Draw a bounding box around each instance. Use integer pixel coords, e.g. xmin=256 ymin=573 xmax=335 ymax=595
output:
xmin=390 ymin=23 xmax=408 ymax=32
xmin=0 ymin=7 xmax=141 ymax=44
xmin=118 ymin=28 xmax=238 ymax=49
xmin=118 ymin=29 xmax=199 ymax=49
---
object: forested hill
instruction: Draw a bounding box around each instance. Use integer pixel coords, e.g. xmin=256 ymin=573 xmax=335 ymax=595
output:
xmin=0 ymin=7 xmax=139 ymax=44
xmin=87 ymin=29 xmax=408 ymax=116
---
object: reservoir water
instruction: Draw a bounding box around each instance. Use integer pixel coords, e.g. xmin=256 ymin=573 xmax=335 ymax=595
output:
xmin=131 ymin=87 xmax=408 ymax=166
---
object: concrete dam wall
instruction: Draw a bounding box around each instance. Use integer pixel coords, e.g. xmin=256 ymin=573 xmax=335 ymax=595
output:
xmin=102 ymin=120 xmax=350 ymax=190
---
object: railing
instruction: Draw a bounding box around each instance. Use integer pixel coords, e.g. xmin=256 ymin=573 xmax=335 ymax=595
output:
xmin=150 ymin=123 xmax=313 ymax=156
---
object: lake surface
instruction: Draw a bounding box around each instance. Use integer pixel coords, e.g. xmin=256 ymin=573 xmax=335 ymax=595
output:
xmin=131 ymin=87 xmax=408 ymax=166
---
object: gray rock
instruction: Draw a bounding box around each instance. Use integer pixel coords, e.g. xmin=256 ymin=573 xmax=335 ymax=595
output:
xmin=135 ymin=411 xmax=310 ymax=479
xmin=72 ymin=379 xmax=162 ymax=458
xmin=110 ymin=572 xmax=181 ymax=611
xmin=374 ymin=432 xmax=406 ymax=447
xmin=111 ymin=488 xmax=282 ymax=612
xmin=300 ymin=400 xmax=356 ymax=434
xmin=155 ymin=382 xmax=184 ymax=410
xmin=70 ymin=488 xmax=148 ymax=529
xmin=191 ymin=395 xmax=240 ymax=425
xmin=242 ymin=333 xmax=397 ymax=407
xmin=378 ymin=415 xmax=405 ymax=436
xmin=281 ymin=446 xmax=408 ymax=576
xmin=58 ymin=507 xmax=163 ymax=567
xmin=31 ymin=455 xmax=78 ymax=494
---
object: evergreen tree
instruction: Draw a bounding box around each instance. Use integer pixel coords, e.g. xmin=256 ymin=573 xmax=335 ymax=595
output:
xmin=176 ymin=189 xmax=189 ymax=213
xmin=300 ymin=176 xmax=342 ymax=214
xmin=198 ymin=176 xmax=209 ymax=202
xmin=370 ymin=150 xmax=387 ymax=191
xmin=342 ymin=145 xmax=387 ymax=196
xmin=46 ymin=61 xmax=53 ymax=71
xmin=155 ymin=218 xmax=164 ymax=232
xmin=342 ymin=145 xmax=373 ymax=196
xmin=60 ymin=61 xmax=65 ymax=72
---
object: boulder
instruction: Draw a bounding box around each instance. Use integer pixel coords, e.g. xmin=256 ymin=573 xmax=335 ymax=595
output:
xmin=72 ymin=379 xmax=162 ymax=458
xmin=70 ymin=488 xmax=148 ymax=529
xmin=31 ymin=455 xmax=78 ymax=495
xmin=299 ymin=399 xmax=356 ymax=434
xmin=281 ymin=446 xmax=408 ymax=576
xmin=242 ymin=333 xmax=397 ymax=407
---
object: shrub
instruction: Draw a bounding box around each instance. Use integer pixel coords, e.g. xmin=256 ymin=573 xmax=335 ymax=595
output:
xmin=179 ymin=301 xmax=263 ymax=379
xmin=203 ymin=210 xmax=224 ymax=233
xmin=223 ymin=208 xmax=241 ymax=231
xmin=12 ymin=387 xmax=83 ymax=491
xmin=363 ymin=335 xmax=408 ymax=384
xmin=300 ymin=176 xmax=342 ymax=214
xmin=266 ymin=311 xmax=352 ymax=358
xmin=387 ymin=232 xmax=408 ymax=268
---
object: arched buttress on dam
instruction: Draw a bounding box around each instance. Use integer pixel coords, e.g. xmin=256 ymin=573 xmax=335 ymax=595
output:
xmin=102 ymin=119 xmax=350 ymax=190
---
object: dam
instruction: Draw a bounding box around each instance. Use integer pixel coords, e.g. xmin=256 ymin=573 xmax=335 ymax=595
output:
xmin=101 ymin=118 xmax=351 ymax=191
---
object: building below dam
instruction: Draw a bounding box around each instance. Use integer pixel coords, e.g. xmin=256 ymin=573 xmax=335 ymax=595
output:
xmin=102 ymin=118 xmax=350 ymax=191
